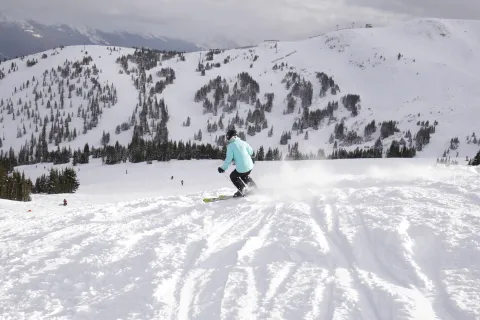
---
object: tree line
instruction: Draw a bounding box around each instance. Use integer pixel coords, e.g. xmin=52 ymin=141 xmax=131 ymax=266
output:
xmin=0 ymin=164 xmax=79 ymax=202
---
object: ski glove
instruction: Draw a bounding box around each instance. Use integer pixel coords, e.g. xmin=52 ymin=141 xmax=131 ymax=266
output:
xmin=218 ymin=167 xmax=225 ymax=173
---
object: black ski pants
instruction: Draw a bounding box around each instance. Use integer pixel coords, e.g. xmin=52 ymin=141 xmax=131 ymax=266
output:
xmin=230 ymin=169 xmax=256 ymax=191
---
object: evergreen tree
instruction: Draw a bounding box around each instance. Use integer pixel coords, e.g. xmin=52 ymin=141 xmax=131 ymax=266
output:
xmin=0 ymin=165 xmax=32 ymax=201
xmin=469 ymin=150 xmax=480 ymax=166
xmin=256 ymin=146 xmax=265 ymax=161
xmin=62 ymin=168 xmax=80 ymax=193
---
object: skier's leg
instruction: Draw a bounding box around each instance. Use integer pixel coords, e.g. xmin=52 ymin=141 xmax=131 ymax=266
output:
xmin=230 ymin=170 xmax=245 ymax=192
xmin=239 ymin=171 xmax=251 ymax=186
xmin=240 ymin=170 xmax=257 ymax=188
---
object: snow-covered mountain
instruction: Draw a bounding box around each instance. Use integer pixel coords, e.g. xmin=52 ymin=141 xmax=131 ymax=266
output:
xmin=1 ymin=18 xmax=480 ymax=163
xmin=2 ymin=158 xmax=480 ymax=319
xmin=0 ymin=16 xmax=200 ymax=59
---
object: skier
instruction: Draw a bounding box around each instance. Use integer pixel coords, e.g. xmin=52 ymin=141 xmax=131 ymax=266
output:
xmin=63 ymin=199 xmax=67 ymax=206
xmin=217 ymin=129 xmax=257 ymax=197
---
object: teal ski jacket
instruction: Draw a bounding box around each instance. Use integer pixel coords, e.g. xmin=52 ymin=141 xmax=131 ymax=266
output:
xmin=221 ymin=137 xmax=254 ymax=173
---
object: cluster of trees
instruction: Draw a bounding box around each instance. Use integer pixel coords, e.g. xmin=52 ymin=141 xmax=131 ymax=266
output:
xmin=236 ymin=72 xmax=260 ymax=104
xmin=285 ymin=142 xmax=326 ymax=160
xmin=194 ymin=76 xmax=229 ymax=112
xmin=152 ymin=67 xmax=176 ymax=95
xmin=117 ymin=48 xmax=180 ymax=72
xmin=116 ymin=48 xmax=183 ymax=93
xmin=26 ymin=59 xmax=38 ymax=67
xmin=193 ymin=129 xmax=203 ymax=141
xmin=380 ymin=121 xmax=400 ymax=139
xmin=449 ymin=137 xmax=460 ymax=150
xmin=466 ymin=132 xmax=479 ymax=145
xmin=0 ymin=165 xmax=32 ymax=201
xmin=364 ymin=120 xmax=377 ymax=140
xmin=436 ymin=157 xmax=460 ymax=166
xmin=333 ymin=121 xmax=347 ymax=141
xmin=206 ymin=117 xmax=224 ymax=132
xmin=272 ymin=61 xmax=288 ymax=71
xmin=10 ymin=110 xmax=94 ymax=166
xmin=72 ymin=144 xmax=90 ymax=165
xmin=192 ymin=73 xmax=273 ymax=139
xmin=414 ymin=123 xmax=436 ymax=151
xmin=280 ymin=131 xmax=292 ymax=145
xmin=0 ymin=161 xmax=80 ymax=201
xmin=281 ymin=71 xmax=361 ymax=137
xmin=280 ymin=141 xmax=384 ymax=160
xmin=246 ymin=107 xmax=268 ymax=136
xmin=330 ymin=121 xmax=364 ymax=147
xmin=1 ymin=54 xmax=119 ymax=157
xmin=283 ymin=133 xmax=418 ymax=160
xmin=252 ymin=146 xmax=283 ymax=161
xmin=316 ymin=72 xmax=340 ymax=97
xmin=196 ymin=62 xmax=221 ymax=76
xmin=386 ymin=140 xmax=416 ymax=157
xmin=33 ymin=167 xmax=79 ymax=194
xmin=70 ymin=125 xmax=283 ymax=164
xmin=264 ymin=93 xmax=274 ymax=113
xmin=196 ymin=50 xmax=223 ymax=75
xmin=0 ymin=61 xmax=19 ymax=76
xmin=205 ymin=49 xmax=223 ymax=61
xmin=193 ymin=72 xmax=262 ymax=114
xmin=294 ymin=101 xmax=339 ymax=132
xmin=283 ymin=72 xmax=314 ymax=110
xmin=331 ymin=146 xmax=383 ymax=159
xmin=341 ymin=94 xmax=360 ymax=117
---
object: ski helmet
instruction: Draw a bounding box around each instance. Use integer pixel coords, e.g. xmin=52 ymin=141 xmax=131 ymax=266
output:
xmin=226 ymin=129 xmax=237 ymax=141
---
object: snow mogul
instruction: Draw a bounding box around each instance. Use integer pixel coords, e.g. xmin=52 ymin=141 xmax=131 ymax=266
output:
xmin=217 ymin=129 xmax=258 ymax=197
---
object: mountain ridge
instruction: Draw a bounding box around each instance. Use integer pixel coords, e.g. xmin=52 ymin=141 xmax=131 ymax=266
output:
xmin=0 ymin=15 xmax=202 ymax=59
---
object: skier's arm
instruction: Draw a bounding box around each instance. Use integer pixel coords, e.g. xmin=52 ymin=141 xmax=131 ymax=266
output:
xmin=221 ymin=146 xmax=234 ymax=170
xmin=246 ymin=143 xmax=253 ymax=156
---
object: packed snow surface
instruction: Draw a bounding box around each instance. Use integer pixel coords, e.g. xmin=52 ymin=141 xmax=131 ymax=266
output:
xmin=1 ymin=158 xmax=480 ymax=319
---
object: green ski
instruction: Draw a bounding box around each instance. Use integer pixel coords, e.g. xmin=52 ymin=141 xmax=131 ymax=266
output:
xmin=203 ymin=195 xmax=234 ymax=203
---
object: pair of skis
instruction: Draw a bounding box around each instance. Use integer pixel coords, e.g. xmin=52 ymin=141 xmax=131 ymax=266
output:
xmin=202 ymin=189 xmax=253 ymax=203
xmin=203 ymin=173 xmax=255 ymax=203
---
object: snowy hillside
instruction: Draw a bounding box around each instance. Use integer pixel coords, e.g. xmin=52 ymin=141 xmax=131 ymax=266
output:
xmin=1 ymin=159 xmax=480 ymax=319
xmin=1 ymin=18 xmax=480 ymax=163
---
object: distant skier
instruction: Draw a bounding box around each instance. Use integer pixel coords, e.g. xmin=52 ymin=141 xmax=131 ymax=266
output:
xmin=217 ymin=129 xmax=257 ymax=197
xmin=181 ymin=180 xmax=184 ymax=186
xmin=63 ymin=199 xmax=67 ymax=206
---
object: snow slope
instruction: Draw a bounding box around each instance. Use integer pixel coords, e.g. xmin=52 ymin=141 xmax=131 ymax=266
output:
xmin=1 ymin=158 xmax=480 ymax=319
xmin=1 ymin=18 xmax=480 ymax=160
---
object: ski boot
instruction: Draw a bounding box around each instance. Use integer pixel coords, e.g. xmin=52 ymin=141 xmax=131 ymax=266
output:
xmin=233 ymin=190 xmax=245 ymax=197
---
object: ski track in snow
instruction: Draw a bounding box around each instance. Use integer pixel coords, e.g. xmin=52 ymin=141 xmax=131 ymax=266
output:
xmin=1 ymin=162 xmax=480 ymax=319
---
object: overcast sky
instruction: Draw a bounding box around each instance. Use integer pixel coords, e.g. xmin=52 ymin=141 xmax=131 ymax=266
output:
xmin=1 ymin=0 xmax=479 ymax=46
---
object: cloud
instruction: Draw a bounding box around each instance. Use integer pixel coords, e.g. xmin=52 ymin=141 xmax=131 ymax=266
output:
xmin=0 ymin=0 xmax=478 ymax=46
xmin=344 ymin=0 xmax=480 ymax=20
